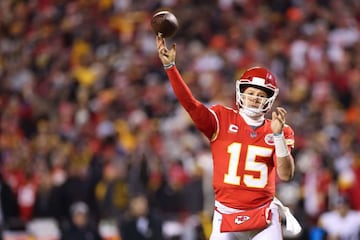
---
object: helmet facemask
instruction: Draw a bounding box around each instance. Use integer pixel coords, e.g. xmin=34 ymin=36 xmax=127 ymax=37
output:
xmin=235 ymin=80 xmax=279 ymax=118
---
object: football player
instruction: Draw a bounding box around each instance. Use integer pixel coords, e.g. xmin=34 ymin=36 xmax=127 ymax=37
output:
xmin=156 ymin=35 xmax=300 ymax=240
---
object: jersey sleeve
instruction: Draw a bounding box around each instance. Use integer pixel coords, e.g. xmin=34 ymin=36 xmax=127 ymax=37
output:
xmin=283 ymin=125 xmax=295 ymax=148
xmin=165 ymin=66 xmax=217 ymax=139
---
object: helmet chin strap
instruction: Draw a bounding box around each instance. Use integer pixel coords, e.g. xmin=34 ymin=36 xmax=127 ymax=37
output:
xmin=239 ymin=108 xmax=265 ymax=127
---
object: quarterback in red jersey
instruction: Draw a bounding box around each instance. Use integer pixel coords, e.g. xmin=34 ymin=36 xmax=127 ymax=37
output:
xmin=156 ymin=35 xmax=301 ymax=240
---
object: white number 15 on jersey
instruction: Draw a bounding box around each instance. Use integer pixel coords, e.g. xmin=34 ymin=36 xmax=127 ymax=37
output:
xmin=224 ymin=143 xmax=273 ymax=188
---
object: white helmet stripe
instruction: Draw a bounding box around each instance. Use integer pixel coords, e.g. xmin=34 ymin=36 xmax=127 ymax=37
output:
xmin=252 ymin=77 xmax=266 ymax=85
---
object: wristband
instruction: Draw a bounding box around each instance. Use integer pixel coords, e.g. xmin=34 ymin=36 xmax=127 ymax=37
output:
xmin=273 ymin=132 xmax=289 ymax=157
xmin=163 ymin=62 xmax=175 ymax=70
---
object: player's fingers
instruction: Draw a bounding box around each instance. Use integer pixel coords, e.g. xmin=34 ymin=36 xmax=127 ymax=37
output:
xmin=156 ymin=36 xmax=160 ymax=48
xmin=157 ymin=32 xmax=165 ymax=46
xmin=156 ymin=34 xmax=162 ymax=42
xmin=272 ymin=111 xmax=277 ymax=120
xmin=272 ymin=111 xmax=285 ymax=125
xmin=161 ymin=37 xmax=167 ymax=48
xmin=169 ymin=43 xmax=176 ymax=55
xmin=156 ymin=40 xmax=163 ymax=52
xmin=158 ymin=45 xmax=168 ymax=57
xmin=278 ymin=117 xmax=285 ymax=125
xmin=156 ymin=35 xmax=166 ymax=50
xmin=276 ymin=107 xmax=287 ymax=115
xmin=274 ymin=108 xmax=284 ymax=120
xmin=277 ymin=116 xmax=285 ymax=125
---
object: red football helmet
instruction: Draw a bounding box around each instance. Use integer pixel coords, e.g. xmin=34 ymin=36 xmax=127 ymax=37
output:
xmin=235 ymin=67 xmax=279 ymax=117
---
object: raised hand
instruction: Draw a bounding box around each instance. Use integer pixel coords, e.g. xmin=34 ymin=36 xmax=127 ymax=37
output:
xmin=271 ymin=107 xmax=287 ymax=134
xmin=156 ymin=34 xmax=176 ymax=66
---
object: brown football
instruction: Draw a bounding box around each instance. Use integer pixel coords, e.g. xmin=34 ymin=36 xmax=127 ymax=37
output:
xmin=151 ymin=10 xmax=179 ymax=38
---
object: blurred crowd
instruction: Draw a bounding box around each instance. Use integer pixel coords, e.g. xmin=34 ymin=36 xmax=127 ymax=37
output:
xmin=0 ymin=0 xmax=360 ymax=239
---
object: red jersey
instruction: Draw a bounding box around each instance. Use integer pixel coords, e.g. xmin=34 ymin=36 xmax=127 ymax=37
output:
xmin=165 ymin=66 xmax=295 ymax=209
xmin=209 ymin=104 xmax=294 ymax=209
